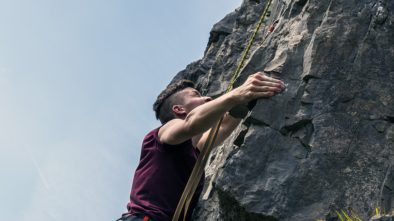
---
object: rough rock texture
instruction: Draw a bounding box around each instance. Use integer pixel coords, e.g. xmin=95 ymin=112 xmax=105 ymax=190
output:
xmin=172 ymin=0 xmax=394 ymax=220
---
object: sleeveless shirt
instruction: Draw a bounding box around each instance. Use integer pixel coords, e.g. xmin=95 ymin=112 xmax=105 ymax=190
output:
xmin=127 ymin=127 xmax=204 ymax=221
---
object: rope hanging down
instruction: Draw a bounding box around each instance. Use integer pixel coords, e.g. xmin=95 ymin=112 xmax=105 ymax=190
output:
xmin=172 ymin=1 xmax=274 ymax=220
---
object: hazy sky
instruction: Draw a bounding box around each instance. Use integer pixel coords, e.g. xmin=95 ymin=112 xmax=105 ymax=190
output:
xmin=0 ymin=0 xmax=242 ymax=220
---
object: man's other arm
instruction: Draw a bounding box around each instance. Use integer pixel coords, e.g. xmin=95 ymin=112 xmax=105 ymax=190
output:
xmin=193 ymin=113 xmax=241 ymax=151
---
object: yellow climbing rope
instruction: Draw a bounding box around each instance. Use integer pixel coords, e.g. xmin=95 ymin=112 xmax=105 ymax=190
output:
xmin=172 ymin=1 xmax=274 ymax=220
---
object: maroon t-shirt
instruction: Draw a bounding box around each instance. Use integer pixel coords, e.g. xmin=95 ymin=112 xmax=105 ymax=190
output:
xmin=127 ymin=127 xmax=204 ymax=221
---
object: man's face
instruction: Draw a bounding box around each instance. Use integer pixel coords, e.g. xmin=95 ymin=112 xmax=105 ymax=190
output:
xmin=173 ymin=87 xmax=212 ymax=116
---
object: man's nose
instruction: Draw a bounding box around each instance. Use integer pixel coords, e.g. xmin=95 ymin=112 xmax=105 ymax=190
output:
xmin=204 ymin=96 xmax=212 ymax=102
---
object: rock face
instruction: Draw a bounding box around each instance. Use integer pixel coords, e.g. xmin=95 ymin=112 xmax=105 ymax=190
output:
xmin=172 ymin=0 xmax=394 ymax=220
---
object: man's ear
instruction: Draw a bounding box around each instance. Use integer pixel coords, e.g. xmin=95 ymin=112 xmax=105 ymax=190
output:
xmin=172 ymin=105 xmax=187 ymax=118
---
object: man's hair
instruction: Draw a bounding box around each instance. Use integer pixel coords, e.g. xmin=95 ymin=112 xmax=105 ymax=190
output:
xmin=153 ymin=79 xmax=196 ymax=124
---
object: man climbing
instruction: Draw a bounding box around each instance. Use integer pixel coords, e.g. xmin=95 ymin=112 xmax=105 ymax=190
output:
xmin=118 ymin=72 xmax=285 ymax=221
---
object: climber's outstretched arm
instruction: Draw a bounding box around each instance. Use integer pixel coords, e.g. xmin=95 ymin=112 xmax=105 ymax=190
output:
xmin=191 ymin=72 xmax=285 ymax=151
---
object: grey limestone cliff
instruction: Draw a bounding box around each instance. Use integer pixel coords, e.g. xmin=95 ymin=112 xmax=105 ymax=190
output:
xmin=172 ymin=0 xmax=394 ymax=220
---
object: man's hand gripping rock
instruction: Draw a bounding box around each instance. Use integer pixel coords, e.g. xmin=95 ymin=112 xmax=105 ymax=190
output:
xmin=228 ymin=72 xmax=285 ymax=118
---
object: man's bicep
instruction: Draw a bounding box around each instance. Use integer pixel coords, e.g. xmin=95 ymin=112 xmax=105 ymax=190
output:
xmin=158 ymin=119 xmax=193 ymax=145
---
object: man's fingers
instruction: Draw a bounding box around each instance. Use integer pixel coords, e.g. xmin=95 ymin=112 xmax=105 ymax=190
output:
xmin=262 ymin=75 xmax=284 ymax=84
xmin=252 ymin=72 xmax=285 ymax=86
xmin=238 ymin=72 xmax=286 ymax=102
xmin=252 ymin=85 xmax=282 ymax=93
xmin=252 ymin=80 xmax=283 ymax=88
xmin=252 ymin=91 xmax=275 ymax=98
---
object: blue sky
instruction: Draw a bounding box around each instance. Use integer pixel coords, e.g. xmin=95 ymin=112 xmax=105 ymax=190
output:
xmin=0 ymin=0 xmax=242 ymax=220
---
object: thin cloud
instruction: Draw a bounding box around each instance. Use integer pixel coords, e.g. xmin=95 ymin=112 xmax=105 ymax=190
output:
xmin=24 ymin=146 xmax=51 ymax=190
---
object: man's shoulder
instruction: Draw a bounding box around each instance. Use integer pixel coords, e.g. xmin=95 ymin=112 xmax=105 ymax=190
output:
xmin=147 ymin=126 xmax=161 ymax=135
xmin=143 ymin=126 xmax=161 ymax=141
xmin=146 ymin=123 xmax=196 ymax=151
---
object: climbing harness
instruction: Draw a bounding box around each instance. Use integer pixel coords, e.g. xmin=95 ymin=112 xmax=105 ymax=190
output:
xmin=171 ymin=0 xmax=276 ymax=221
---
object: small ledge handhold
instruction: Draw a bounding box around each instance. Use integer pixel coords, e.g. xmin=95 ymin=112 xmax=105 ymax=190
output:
xmin=301 ymin=92 xmax=314 ymax=104
xmin=374 ymin=5 xmax=388 ymax=25
xmin=385 ymin=116 xmax=394 ymax=123
xmin=373 ymin=121 xmax=387 ymax=133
